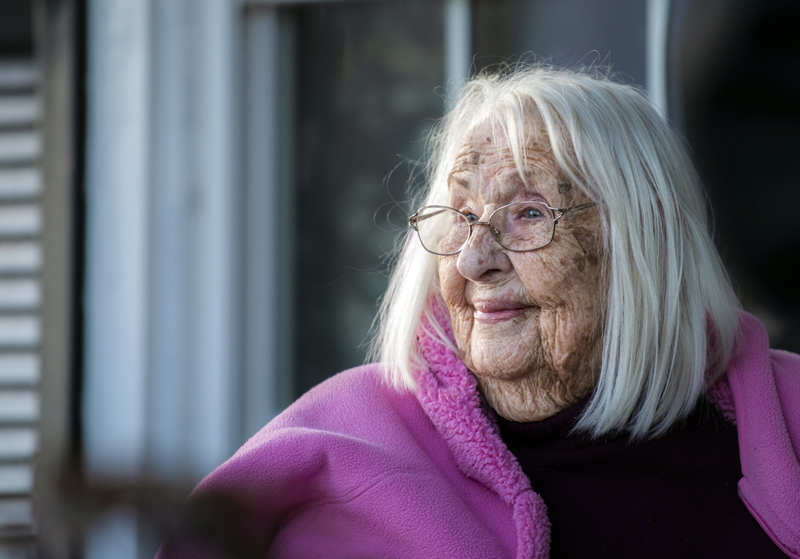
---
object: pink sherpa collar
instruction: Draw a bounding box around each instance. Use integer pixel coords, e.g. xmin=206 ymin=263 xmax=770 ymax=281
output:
xmin=413 ymin=299 xmax=550 ymax=559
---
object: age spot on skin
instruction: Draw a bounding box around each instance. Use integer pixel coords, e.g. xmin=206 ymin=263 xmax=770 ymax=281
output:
xmin=468 ymin=152 xmax=480 ymax=165
xmin=558 ymin=181 xmax=572 ymax=195
xmin=571 ymin=226 xmax=602 ymax=268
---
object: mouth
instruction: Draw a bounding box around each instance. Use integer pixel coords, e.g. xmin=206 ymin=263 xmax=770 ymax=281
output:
xmin=472 ymin=300 xmax=533 ymax=324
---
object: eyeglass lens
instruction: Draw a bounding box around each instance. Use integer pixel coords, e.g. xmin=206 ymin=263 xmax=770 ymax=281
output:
xmin=414 ymin=202 xmax=555 ymax=255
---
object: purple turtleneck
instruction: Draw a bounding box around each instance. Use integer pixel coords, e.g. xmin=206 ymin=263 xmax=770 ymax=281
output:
xmin=496 ymin=398 xmax=788 ymax=558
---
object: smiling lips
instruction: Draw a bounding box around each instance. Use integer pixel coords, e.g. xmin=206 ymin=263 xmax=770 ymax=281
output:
xmin=473 ymin=300 xmax=533 ymax=323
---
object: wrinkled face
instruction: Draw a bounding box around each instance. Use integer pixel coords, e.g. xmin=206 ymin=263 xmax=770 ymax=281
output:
xmin=439 ymin=125 xmax=605 ymax=401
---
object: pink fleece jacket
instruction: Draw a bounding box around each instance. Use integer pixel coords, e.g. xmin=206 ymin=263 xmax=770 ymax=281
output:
xmin=157 ymin=310 xmax=800 ymax=558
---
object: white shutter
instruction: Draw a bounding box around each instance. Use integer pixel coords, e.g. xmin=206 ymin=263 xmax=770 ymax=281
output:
xmin=0 ymin=57 xmax=41 ymax=558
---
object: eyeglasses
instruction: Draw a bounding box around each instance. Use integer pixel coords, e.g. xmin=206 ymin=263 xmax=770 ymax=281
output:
xmin=408 ymin=201 xmax=596 ymax=256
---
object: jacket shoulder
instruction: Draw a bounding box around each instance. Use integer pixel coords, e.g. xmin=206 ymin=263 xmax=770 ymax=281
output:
xmin=156 ymin=365 xmax=443 ymax=558
xmin=243 ymin=364 xmax=418 ymax=444
xmin=201 ymin=364 xmax=435 ymax=501
xmin=768 ymin=349 xmax=800 ymax=435
xmin=728 ymin=314 xmax=800 ymax=557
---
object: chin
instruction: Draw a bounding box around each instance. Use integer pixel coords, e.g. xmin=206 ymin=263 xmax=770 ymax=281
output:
xmin=456 ymin=315 xmax=539 ymax=377
xmin=465 ymin=338 xmax=540 ymax=381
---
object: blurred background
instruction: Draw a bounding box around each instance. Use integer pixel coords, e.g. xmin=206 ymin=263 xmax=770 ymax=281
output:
xmin=0 ymin=0 xmax=798 ymax=557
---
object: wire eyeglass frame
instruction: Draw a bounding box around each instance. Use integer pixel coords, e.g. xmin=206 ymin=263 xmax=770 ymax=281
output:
xmin=408 ymin=201 xmax=597 ymax=256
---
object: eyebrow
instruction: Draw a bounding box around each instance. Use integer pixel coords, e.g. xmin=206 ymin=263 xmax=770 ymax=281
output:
xmin=448 ymin=171 xmax=471 ymax=191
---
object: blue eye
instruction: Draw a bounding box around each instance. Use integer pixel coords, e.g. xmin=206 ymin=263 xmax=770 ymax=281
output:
xmin=464 ymin=212 xmax=479 ymax=222
xmin=522 ymin=207 xmax=543 ymax=219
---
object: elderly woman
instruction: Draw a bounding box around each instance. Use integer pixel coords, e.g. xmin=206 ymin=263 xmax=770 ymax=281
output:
xmin=157 ymin=67 xmax=800 ymax=558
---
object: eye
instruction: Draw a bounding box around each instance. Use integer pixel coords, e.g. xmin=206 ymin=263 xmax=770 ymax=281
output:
xmin=520 ymin=206 xmax=544 ymax=219
xmin=464 ymin=212 xmax=480 ymax=222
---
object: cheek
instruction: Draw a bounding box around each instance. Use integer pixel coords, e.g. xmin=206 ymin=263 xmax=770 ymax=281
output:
xmin=437 ymin=257 xmax=473 ymax=346
xmin=513 ymin=249 xmax=601 ymax=305
xmin=438 ymin=257 xmax=465 ymax=306
xmin=512 ymin=254 xmax=571 ymax=302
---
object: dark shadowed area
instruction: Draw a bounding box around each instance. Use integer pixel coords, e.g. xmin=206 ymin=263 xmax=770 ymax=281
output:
xmin=672 ymin=0 xmax=800 ymax=352
xmin=293 ymin=1 xmax=444 ymax=396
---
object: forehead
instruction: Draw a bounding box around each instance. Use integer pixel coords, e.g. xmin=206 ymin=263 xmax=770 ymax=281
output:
xmin=448 ymin=124 xmax=563 ymax=201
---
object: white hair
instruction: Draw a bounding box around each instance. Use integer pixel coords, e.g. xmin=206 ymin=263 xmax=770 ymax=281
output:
xmin=369 ymin=65 xmax=740 ymax=440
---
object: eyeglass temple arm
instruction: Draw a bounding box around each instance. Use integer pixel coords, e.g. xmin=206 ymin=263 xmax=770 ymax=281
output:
xmin=408 ymin=208 xmax=449 ymax=228
xmin=553 ymin=201 xmax=597 ymax=221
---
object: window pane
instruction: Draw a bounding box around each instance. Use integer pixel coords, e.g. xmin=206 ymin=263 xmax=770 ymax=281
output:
xmin=472 ymin=0 xmax=646 ymax=85
xmin=294 ymin=1 xmax=444 ymax=396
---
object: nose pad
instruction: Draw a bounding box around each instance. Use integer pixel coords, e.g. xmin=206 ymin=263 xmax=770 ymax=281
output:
xmin=464 ymin=222 xmax=496 ymax=250
xmin=469 ymin=220 xmax=503 ymax=250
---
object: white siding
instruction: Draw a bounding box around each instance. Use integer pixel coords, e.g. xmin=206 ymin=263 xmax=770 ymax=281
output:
xmin=0 ymin=57 xmax=41 ymax=556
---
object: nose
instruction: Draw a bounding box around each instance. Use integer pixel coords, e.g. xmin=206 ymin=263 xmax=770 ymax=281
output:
xmin=456 ymin=221 xmax=513 ymax=282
